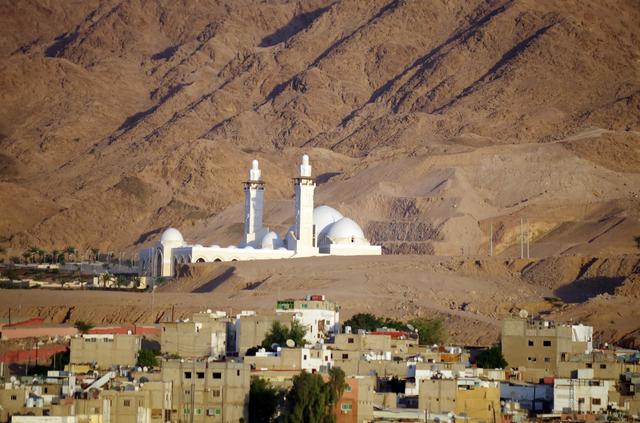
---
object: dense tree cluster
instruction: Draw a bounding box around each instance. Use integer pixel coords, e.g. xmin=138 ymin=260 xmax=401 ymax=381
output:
xmin=342 ymin=313 xmax=446 ymax=345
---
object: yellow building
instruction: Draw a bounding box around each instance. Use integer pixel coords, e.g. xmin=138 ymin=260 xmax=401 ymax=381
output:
xmin=419 ymin=378 xmax=500 ymax=423
xmin=70 ymin=334 xmax=141 ymax=369
xmin=161 ymin=312 xmax=228 ymax=359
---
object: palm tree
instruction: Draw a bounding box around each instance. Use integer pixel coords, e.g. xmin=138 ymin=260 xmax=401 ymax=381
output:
xmin=22 ymin=251 xmax=31 ymax=264
xmin=116 ymin=275 xmax=127 ymax=288
xmin=100 ymin=272 xmax=112 ymax=287
xmin=28 ymin=246 xmax=40 ymax=263
xmin=131 ymin=275 xmax=141 ymax=289
xmin=64 ymin=246 xmax=77 ymax=263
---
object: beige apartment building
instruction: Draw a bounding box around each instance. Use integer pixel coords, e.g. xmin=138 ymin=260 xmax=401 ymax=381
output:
xmin=418 ymin=378 xmax=501 ymax=423
xmin=234 ymin=312 xmax=294 ymax=356
xmin=161 ymin=360 xmax=249 ymax=422
xmin=70 ymin=334 xmax=141 ymax=369
xmin=501 ymin=319 xmax=592 ymax=375
xmin=161 ymin=317 xmax=227 ymax=359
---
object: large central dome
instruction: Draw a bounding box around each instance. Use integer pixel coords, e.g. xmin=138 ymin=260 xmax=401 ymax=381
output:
xmin=313 ymin=205 xmax=344 ymax=239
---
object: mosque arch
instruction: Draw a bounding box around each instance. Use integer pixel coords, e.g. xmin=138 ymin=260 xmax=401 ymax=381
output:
xmin=214 ymin=258 xmax=222 ymax=262
xmin=231 ymin=259 xmax=238 ymax=262
xmin=196 ymin=258 xmax=205 ymax=263
xmin=154 ymin=250 xmax=163 ymax=278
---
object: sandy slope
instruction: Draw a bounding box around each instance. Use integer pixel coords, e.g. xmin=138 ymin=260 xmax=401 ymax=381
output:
xmin=1 ymin=254 xmax=637 ymax=346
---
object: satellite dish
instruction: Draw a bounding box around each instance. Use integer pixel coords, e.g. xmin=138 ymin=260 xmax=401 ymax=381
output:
xmin=286 ymin=339 xmax=295 ymax=348
xmin=406 ymin=324 xmax=415 ymax=331
xmin=271 ymin=343 xmax=280 ymax=351
xmin=519 ymin=309 xmax=529 ymax=319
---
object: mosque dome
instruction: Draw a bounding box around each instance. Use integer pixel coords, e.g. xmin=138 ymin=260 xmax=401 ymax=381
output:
xmin=261 ymin=231 xmax=284 ymax=250
xmin=160 ymin=227 xmax=184 ymax=244
xmin=313 ymin=206 xmax=344 ymax=238
xmin=326 ymin=217 xmax=365 ymax=243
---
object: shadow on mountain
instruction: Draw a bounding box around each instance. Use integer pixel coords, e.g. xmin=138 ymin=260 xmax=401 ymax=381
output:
xmin=259 ymin=6 xmax=330 ymax=47
xmin=151 ymin=45 xmax=179 ymax=61
xmin=45 ymin=31 xmax=79 ymax=57
xmin=192 ymin=266 xmax=236 ymax=293
xmin=317 ymin=172 xmax=341 ymax=185
xmin=553 ymin=276 xmax=625 ymax=303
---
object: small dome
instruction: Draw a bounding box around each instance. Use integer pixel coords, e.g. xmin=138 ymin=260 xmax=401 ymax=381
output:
xmin=160 ymin=227 xmax=184 ymax=244
xmin=244 ymin=246 xmax=255 ymax=250
xmin=261 ymin=231 xmax=284 ymax=250
xmin=313 ymin=206 xmax=344 ymax=239
xmin=326 ymin=217 xmax=365 ymax=242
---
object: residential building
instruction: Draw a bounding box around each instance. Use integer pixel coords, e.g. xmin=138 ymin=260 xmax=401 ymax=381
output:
xmin=418 ymin=378 xmax=501 ymax=423
xmin=161 ymin=311 xmax=227 ymax=359
xmin=70 ymin=334 xmax=141 ymax=369
xmin=553 ymin=378 xmax=612 ymax=413
xmin=335 ymin=376 xmax=375 ymax=423
xmin=501 ymin=318 xmax=593 ymax=375
xmin=161 ymin=360 xmax=249 ymax=422
xmin=275 ymin=296 xmax=340 ymax=344
xmin=234 ymin=311 xmax=294 ymax=356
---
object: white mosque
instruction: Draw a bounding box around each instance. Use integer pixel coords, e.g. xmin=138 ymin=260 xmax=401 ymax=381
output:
xmin=139 ymin=155 xmax=381 ymax=277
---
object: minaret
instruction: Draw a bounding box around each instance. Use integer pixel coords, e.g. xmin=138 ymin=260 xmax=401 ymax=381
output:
xmin=242 ymin=160 xmax=267 ymax=247
xmin=291 ymin=154 xmax=318 ymax=256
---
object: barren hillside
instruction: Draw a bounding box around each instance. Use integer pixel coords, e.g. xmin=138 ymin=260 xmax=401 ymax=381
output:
xmin=1 ymin=255 xmax=638 ymax=346
xmin=0 ymin=0 xmax=639 ymax=257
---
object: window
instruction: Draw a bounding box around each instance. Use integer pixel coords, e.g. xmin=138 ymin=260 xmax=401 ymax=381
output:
xmin=195 ymin=408 xmax=202 ymax=415
xmin=213 ymin=372 xmax=222 ymax=379
xmin=304 ymin=355 xmax=308 ymax=360
xmin=600 ymin=364 xmax=606 ymax=369
xmin=197 ymin=372 xmax=205 ymax=379
xmin=341 ymin=403 xmax=353 ymax=412
xmin=10 ymin=395 xmax=17 ymax=401
xmin=591 ymin=398 xmax=601 ymax=405
xmin=344 ymin=384 xmax=352 ymax=392
xmin=237 ymin=370 xmax=240 ymax=376
xmin=212 ymin=389 xmax=221 ymax=397
xmin=123 ymin=400 xmax=131 ymax=407
xmin=184 ymin=371 xmax=192 ymax=379
xmin=342 ymin=353 xmax=349 ymax=359
xmin=348 ymin=338 xmax=354 ymax=344
xmin=578 ymin=398 xmax=585 ymax=404
xmin=184 ymin=407 xmax=190 ymax=415
xmin=543 ymin=340 xmax=551 ymax=347
xmin=44 ymin=388 xmax=48 ymax=394
xmin=184 ymin=390 xmax=191 ymax=396
xmin=586 ymin=363 xmax=592 ymax=368
xmin=544 ymin=357 xmax=550 ymax=363
xmin=528 ymin=340 xmax=534 ymax=346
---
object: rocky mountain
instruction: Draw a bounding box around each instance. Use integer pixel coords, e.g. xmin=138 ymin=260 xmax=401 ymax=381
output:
xmin=0 ymin=0 xmax=639 ymax=256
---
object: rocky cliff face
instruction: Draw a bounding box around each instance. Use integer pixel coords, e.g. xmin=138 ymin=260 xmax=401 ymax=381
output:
xmin=0 ymin=0 xmax=639 ymax=255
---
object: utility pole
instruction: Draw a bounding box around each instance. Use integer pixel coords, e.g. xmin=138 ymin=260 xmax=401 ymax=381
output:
xmin=520 ymin=217 xmax=524 ymax=259
xmin=489 ymin=222 xmax=493 ymax=257
xmin=527 ymin=217 xmax=531 ymax=258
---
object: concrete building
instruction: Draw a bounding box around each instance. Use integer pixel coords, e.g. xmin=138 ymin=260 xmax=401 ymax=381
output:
xmin=500 ymin=381 xmax=553 ymax=413
xmin=244 ymin=346 xmax=333 ymax=374
xmin=275 ymin=296 xmax=340 ymax=344
xmin=234 ymin=311 xmax=295 ymax=356
xmin=335 ymin=376 xmax=375 ymax=423
xmin=70 ymin=334 xmax=141 ymax=369
xmin=418 ymin=378 xmax=501 ymax=423
xmin=501 ymin=319 xmax=593 ymax=375
xmin=161 ymin=312 xmax=227 ymax=359
xmin=161 ymin=360 xmax=249 ymax=422
xmin=553 ymin=377 xmax=613 ymax=413
xmin=139 ymin=155 xmax=381 ymax=278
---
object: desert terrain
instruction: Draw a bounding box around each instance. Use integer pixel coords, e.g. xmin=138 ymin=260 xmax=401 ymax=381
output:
xmin=1 ymin=254 xmax=638 ymax=346
xmin=0 ymin=1 xmax=639 ymax=345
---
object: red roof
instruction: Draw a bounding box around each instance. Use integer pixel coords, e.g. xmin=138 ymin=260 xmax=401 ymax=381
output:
xmin=369 ymin=331 xmax=412 ymax=340
xmin=2 ymin=317 xmax=45 ymax=328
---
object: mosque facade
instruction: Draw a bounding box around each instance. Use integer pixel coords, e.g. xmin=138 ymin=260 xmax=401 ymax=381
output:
xmin=139 ymin=155 xmax=381 ymax=277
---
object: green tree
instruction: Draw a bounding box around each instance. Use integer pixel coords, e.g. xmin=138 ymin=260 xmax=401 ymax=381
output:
xmin=408 ymin=317 xmax=446 ymax=345
xmin=136 ymin=349 xmax=159 ymax=367
xmin=100 ymin=272 xmax=112 ymax=287
xmin=115 ymin=275 xmax=128 ymax=288
xmin=261 ymin=320 xmax=307 ymax=349
xmin=284 ymin=367 xmax=345 ymax=423
xmin=74 ymin=320 xmax=94 ymax=334
xmin=249 ymin=378 xmax=282 ymax=423
xmin=131 ymin=276 xmax=142 ymax=289
xmin=476 ymin=345 xmax=508 ymax=369
xmin=342 ymin=313 xmax=382 ymax=332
